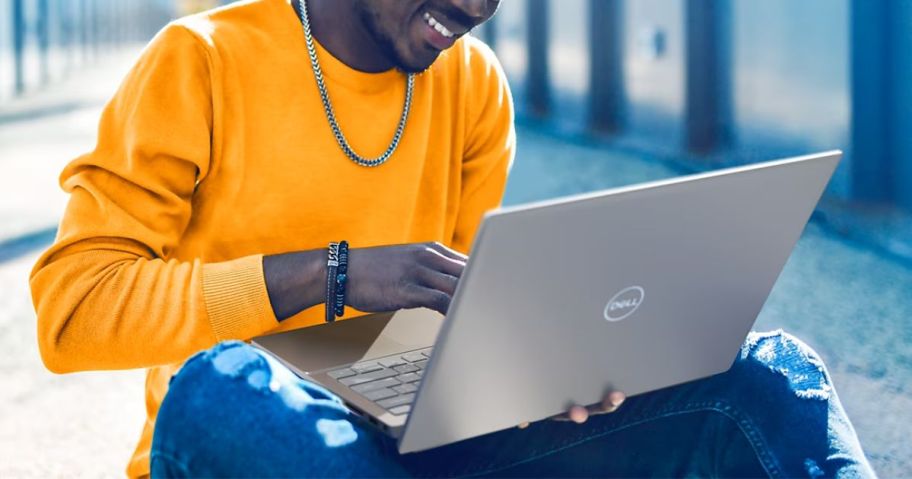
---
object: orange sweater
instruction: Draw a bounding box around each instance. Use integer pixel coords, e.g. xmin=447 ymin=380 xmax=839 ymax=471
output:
xmin=28 ymin=0 xmax=514 ymax=476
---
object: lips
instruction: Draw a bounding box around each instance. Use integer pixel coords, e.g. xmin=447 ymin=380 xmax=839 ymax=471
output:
xmin=420 ymin=11 xmax=462 ymax=51
xmin=424 ymin=12 xmax=455 ymax=38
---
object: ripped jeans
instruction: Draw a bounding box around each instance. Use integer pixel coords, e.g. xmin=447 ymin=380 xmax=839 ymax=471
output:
xmin=151 ymin=331 xmax=875 ymax=478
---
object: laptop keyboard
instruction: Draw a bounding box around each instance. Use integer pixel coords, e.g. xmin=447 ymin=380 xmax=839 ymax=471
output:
xmin=326 ymin=347 xmax=432 ymax=416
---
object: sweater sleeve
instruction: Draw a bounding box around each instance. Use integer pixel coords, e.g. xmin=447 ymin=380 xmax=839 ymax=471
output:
xmin=450 ymin=39 xmax=516 ymax=254
xmin=29 ymin=24 xmax=278 ymax=374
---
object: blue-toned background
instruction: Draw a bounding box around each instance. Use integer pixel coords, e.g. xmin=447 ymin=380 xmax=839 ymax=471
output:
xmin=0 ymin=0 xmax=909 ymax=476
xmin=476 ymin=0 xmax=912 ymax=257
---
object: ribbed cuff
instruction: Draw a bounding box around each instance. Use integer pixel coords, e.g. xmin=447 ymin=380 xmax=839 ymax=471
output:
xmin=201 ymin=254 xmax=278 ymax=341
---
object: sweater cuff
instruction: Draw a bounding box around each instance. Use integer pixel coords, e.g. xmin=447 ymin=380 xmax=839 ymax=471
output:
xmin=201 ymin=254 xmax=278 ymax=341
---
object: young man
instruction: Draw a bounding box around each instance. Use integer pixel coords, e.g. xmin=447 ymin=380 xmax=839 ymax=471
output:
xmin=30 ymin=0 xmax=874 ymax=476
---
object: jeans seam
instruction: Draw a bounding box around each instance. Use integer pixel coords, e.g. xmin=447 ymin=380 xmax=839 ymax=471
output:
xmin=697 ymin=401 xmax=782 ymax=478
xmin=459 ymin=399 xmax=780 ymax=478
xmin=150 ymin=449 xmax=191 ymax=477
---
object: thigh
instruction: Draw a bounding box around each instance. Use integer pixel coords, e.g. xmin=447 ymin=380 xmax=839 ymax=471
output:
xmin=398 ymin=385 xmax=769 ymax=478
xmin=485 ymin=410 xmax=768 ymax=478
xmin=153 ymin=332 xmax=873 ymax=478
xmin=152 ymin=342 xmax=749 ymax=478
xmin=398 ymin=408 xmax=767 ymax=478
xmin=151 ymin=341 xmax=408 ymax=477
xmin=405 ymin=330 xmax=873 ymax=478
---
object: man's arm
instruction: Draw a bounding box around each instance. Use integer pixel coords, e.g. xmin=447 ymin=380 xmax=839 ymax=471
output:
xmin=28 ymin=24 xmax=282 ymax=373
xmin=450 ymin=39 xmax=516 ymax=253
xmin=30 ymin=24 xmax=473 ymax=374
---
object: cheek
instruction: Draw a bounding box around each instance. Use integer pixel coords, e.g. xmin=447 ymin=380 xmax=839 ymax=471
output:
xmin=401 ymin=13 xmax=434 ymax=59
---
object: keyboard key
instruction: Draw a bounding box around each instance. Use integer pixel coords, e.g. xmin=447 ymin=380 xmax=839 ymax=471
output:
xmin=392 ymin=383 xmax=417 ymax=394
xmin=412 ymin=359 xmax=428 ymax=370
xmin=421 ymin=350 xmax=432 ymax=358
xmin=351 ymin=361 xmax=382 ymax=374
xmin=340 ymin=368 xmax=398 ymax=386
xmin=363 ymin=388 xmax=398 ymax=401
xmin=394 ymin=364 xmax=419 ymax=374
xmin=378 ymin=357 xmax=407 ymax=368
xmin=377 ymin=393 xmax=415 ymax=409
xmin=397 ymin=372 xmax=420 ymax=383
xmin=351 ymin=377 xmax=400 ymax=394
xmin=328 ymin=368 xmax=356 ymax=379
xmin=402 ymin=352 xmax=426 ymax=363
xmin=389 ymin=405 xmax=411 ymax=415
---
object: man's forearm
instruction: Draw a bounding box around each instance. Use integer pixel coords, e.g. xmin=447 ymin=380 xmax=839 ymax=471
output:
xmin=263 ymin=249 xmax=327 ymax=321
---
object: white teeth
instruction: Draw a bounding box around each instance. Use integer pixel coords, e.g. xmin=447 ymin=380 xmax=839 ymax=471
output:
xmin=434 ymin=22 xmax=453 ymax=38
xmin=423 ymin=12 xmax=455 ymax=39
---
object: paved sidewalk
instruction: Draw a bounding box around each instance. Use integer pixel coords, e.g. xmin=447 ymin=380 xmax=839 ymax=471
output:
xmin=0 ymin=46 xmax=147 ymax=244
xmin=0 ymin=253 xmax=145 ymax=478
xmin=0 ymin=48 xmax=909 ymax=476
xmin=0 ymin=48 xmax=149 ymax=478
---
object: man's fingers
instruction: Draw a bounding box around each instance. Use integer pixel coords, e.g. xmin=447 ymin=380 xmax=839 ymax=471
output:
xmin=425 ymin=248 xmax=466 ymax=277
xmin=551 ymin=391 xmax=626 ymax=424
xmin=427 ymin=242 xmax=468 ymax=263
xmin=568 ymin=405 xmax=588 ymax=424
xmin=594 ymin=391 xmax=627 ymax=414
xmin=407 ymin=285 xmax=452 ymax=315
xmin=546 ymin=391 xmax=629 ymax=425
xmin=417 ymin=267 xmax=459 ymax=297
xmin=517 ymin=422 xmax=530 ymax=429
xmin=605 ymin=391 xmax=626 ymax=410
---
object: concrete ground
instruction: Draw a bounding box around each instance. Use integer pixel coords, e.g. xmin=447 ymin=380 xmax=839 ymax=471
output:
xmin=0 ymin=48 xmax=150 ymax=479
xmin=1 ymin=49 xmax=910 ymax=477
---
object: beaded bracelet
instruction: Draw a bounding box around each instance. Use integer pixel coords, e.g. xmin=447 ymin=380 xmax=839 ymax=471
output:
xmin=333 ymin=241 xmax=349 ymax=318
xmin=325 ymin=242 xmax=340 ymax=323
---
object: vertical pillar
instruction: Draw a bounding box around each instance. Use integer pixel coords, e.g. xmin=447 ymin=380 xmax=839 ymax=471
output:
xmin=125 ymin=0 xmax=134 ymax=42
xmin=850 ymin=0 xmax=892 ymax=203
xmin=527 ymin=0 xmax=550 ymax=117
xmin=117 ymin=0 xmax=125 ymax=47
xmin=684 ymin=0 xmax=731 ymax=154
xmin=12 ymin=0 xmax=25 ymax=95
xmin=65 ymin=0 xmax=75 ymax=72
xmin=889 ymin=1 xmax=912 ymax=211
xmin=90 ymin=0 xmax=98 ymax=59
xmin=95 ymin=0 xmax=103 ymax=51
xmin=588 ymin=0 xmax=624 ymax=134
xmin=80 ymin=0 xmax=89 ymax=62
xmin=38 ymin=0 xmax=49 ymax=84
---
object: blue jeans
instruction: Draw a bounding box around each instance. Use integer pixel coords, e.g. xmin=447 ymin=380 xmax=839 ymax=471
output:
xmin=151 ymin=330 xmax=875 ymax=477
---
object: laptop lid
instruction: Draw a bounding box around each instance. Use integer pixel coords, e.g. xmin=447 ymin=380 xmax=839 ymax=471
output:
xmin=398 ymin=151 xmax=841 ymax=453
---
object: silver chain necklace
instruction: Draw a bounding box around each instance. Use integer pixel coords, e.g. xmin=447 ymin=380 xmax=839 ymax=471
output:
xmin=297 ymin=0 xmax=415 ymax=168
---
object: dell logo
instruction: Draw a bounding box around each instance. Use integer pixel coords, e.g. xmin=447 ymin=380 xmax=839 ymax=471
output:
xmin=604 ymin=286 xmax=645 ymax=322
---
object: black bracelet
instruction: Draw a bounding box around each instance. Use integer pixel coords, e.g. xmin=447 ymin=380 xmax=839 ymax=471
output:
xmin=333 ymin=241 xmax=349 ymax=318
xmin=325 ymin=242 xmax=340 ymax=323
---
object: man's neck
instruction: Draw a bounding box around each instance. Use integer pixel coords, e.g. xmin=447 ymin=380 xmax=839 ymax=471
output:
xmin=305 ymin=0 xmax=395 ymax=73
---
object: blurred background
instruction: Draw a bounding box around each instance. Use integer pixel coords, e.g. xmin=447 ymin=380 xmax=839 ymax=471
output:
xmin=1 ymin=0 xmax=910 ymax=476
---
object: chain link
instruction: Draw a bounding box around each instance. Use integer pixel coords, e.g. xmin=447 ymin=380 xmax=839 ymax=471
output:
xmin=297 ymin=0 xmax=415 ymax=168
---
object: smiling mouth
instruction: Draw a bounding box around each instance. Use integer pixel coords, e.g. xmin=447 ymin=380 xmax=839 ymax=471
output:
xmin=422 ymin=11 xmax=456 ymax=39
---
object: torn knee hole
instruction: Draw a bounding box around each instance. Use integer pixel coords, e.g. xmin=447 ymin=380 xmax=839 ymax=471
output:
xmin=741 ymin=331 xmax=831 ymax=400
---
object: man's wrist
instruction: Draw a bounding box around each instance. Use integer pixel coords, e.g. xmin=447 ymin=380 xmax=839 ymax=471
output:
xmin=263 ymin=249 xmax=326 ymax=321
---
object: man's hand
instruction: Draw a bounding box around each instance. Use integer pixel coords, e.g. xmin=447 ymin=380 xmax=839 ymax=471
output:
xmin=518 ymin=391 xmax=627 ymax=429
xmin=263 ymin=242 xmax=466 ymax=321
xmin=346 ymin=242 xmax=467 ymax=315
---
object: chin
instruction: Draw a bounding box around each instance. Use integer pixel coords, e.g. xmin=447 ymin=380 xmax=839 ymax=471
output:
xmin=397 ymin=58 xmax=437 ymax=74
xmin=394 ymin=44 xmax=444 ymax=74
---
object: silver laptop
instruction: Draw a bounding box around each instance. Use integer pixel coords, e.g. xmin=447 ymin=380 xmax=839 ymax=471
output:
xmin=253 ymin=150 xmax=841 ymax=454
